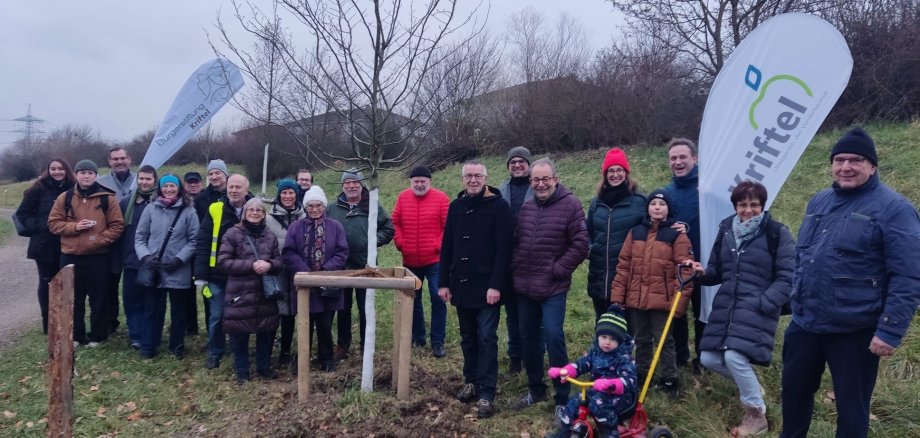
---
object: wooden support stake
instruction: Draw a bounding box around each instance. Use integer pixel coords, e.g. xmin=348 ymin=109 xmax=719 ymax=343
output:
xmin=391 ymin=288 xmax=401 ymax=390
xmin=396 ymin=288 xmax=414 ymax=400
xmin=296 ymin=286 xmax=311 ymax=402
xmin=48 ymin=265 xmax=74 ymax=438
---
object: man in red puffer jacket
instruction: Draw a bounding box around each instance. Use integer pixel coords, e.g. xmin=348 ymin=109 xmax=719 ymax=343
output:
xmin=392 ymin=166 xmax=450 ymax=358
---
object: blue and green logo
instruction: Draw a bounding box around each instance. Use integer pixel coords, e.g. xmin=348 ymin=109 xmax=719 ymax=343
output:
xmin=727 ymin=64 xmax=813 ymax=193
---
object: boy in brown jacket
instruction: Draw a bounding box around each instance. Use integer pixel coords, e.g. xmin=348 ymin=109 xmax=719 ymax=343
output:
xmin=611 ymin=189 xmax=693 ymax=398
xmin=48 ymin=159 xmax=124 ymax=346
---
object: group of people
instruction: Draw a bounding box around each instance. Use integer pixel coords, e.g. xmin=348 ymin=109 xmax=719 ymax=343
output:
xmin=14 ymin=127 xmax=920 ymax=437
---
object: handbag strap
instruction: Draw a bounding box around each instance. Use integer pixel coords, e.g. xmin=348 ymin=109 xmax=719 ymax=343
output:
xmin=155 ymin=208 xmax=184 ymax=261
xmin=242 ymin=233 xmax=263 ymax=261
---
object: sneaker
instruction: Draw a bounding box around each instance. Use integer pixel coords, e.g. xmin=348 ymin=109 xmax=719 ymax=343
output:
xmin=236 ymin=375 xmax=250 ymax=385
xmin=456 ymin=383 xmax=479 ymax=403
xmin=130 ymin=342 xmax=141 ymax=350
xmin=658 ymin=377 xmax=680 ymax=400
xmin=257 ymin=369 xmax=278 ymax=380
xmin=87 ymin=342 xmax=100 ymax=348
xmin=334 ymin=345 xmax=349 ymax=361
xmin=432 ymin=343 xmax=446 ymax=358
xmin=476 ymin=398 xmax=496 ymax=419
xmin=552 ymin=405 xmax=567 ymax=426
xmin=512 ymin=391 xmax=548 ymax=410
xmin=205 ymin=357 xmax=221 ymax=370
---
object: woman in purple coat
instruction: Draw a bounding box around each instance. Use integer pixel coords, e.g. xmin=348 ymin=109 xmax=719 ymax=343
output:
xmin=282 ymin=186 xmax=349 ymax=372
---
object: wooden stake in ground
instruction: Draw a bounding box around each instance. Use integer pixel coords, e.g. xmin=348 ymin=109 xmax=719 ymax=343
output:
xmin=47 ymin=264 xmax=75 ymax=438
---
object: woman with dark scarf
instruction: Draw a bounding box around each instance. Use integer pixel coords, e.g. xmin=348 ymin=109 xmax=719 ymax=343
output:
xmin=15 ymin=158 xmax=75 ymax=334
xmin=134 ymin=174 xmax=199 ymax=359
xmin=218 ymin=197 xmax=282 ymax=384
xmin=585 ymin=148 xmax=647 ymax=322
xmin=264 ymin=179 xmax=305 ymax=367
xmin=282 ymin=186 xmax=348 ymax=372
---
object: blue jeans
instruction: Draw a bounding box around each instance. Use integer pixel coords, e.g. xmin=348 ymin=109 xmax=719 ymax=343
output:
xmin=207 ymin=280 xmax=226 ymax=359
xmin=141 ymin=288 xmax=187 ymax=356
xmin=408 ymin=263 xmax=445 ymax=347
xmin=121 ymin=268 xmax=148 ymax=345
xmin=780 ymin=322 xmax=879 ymax=438
xmin=701 ymin=349 xmax=764 ymax=409
xmin=518 ymin=292 xmax=570 ymax=405
xmin=456 ymin=305 xmax=500 ymax=400
xmin=229 ymin=331 xmax=274 ymax=378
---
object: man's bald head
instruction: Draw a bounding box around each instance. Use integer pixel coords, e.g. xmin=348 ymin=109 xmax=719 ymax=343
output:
xmin=227 ymin=174 xmax=250 ymax=206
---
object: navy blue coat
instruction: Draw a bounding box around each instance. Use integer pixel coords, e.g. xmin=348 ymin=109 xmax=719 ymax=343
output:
xmin=791 ymin=175 xmax=920 ymax=347
xmin=699 ymin=212 xmax=794 ymax=365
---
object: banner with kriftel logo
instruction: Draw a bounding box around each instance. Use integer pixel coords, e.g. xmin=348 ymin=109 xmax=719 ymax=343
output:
xmin=140 ymin=58 xmax=245 ymax=169
xmin=698 ymin=13 xmax=852 ymax=321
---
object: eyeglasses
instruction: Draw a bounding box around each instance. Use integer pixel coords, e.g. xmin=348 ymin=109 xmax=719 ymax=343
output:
xmin=607 ymin=168 xmax=627 ymax=175
xmin=305 ymin=204 xmax=325 ymax=210
xmin=530 ymin=176 xmax=556 ymax=184
xmin=832 ymin=156 xmax=868 ymax=165
xmin=245 ymin=208 xmax=265 ymax=213
xmin=508 ymin=159 xmax=528 ymax=166
xmin=463 ymin=173 xmax=485 ymax=180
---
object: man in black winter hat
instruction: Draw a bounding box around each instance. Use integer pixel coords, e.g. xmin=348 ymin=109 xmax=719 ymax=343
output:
xmin=780 ymin=127 xmax=920 ymax=438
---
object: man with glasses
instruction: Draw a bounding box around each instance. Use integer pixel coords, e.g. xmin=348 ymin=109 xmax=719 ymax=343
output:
xmin=183 ymin=172 xmax=203 ymax=202
xmin=326 ymin=169 xmax=394 ymax=360
xmin=194 ymin=174 xmax=253 ymax=370
xmin=509 ymin=158 xmax=589 ymax=425
xmin=439 ymin=160 xmax=513 ymax=419
xmin=497 ymin=146 xmax=533 ymax=376
xmin=780 ymin=128 xmax=920 ymax=437
xmin=98 ymin=147 xmax=136 ymax=335
xmin=295 ymin=169 xmax=313 ymax=204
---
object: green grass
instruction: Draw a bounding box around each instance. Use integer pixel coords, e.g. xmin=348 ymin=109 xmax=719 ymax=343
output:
xmin=0 ymin=122 xmax=918 ymax=436
xmin=0 ymin=217 xmax=12 ymax=244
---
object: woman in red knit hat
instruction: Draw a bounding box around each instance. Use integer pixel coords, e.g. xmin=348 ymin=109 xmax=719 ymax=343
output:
xmin=585 ymin=147 xmax=647 ymax=322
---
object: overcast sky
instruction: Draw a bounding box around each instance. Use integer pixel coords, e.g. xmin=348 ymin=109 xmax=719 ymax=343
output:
xmin=0 ymin=1 xmax=623 ymax=149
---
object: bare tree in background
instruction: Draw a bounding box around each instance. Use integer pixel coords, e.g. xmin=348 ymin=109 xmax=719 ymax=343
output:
xmin=506 ymin=7 xmax=591 ymax=83
xmin=213 ymin=0 xmax=488 ymax=393
xmin=606 ymin=0 xmax=840 ymax=81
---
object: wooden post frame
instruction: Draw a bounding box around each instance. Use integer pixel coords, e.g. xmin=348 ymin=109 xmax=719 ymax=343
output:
xmin=293 ymin=268 xmax=421 ymax=401
xmin=48 ymin=265 xmax=75 ymax=438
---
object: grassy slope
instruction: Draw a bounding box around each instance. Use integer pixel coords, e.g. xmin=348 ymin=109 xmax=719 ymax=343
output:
xmin=0 ymin=122 xmax=918 ymax=436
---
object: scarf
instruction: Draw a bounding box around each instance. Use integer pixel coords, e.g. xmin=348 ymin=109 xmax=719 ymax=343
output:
xmin=243 ymin=220 xmax=266 ymax=238
xmin=599 ymin=182 xmax=629 ymax=207
xmin=307 ymin=216 xmax=326 ymax=271
xmin=732 ymin=213 xmax=765 ymax=248
xmin=159 ymin=196 xmax=179 ymax=208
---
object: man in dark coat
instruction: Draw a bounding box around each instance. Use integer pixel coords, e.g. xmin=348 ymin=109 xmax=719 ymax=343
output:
xmin=438 ymin=160 xmax=513 ymax=419
xmin=191 ymin=159 xmax=229 ymax=334
xmin=496 ymin=145 xmax=533 ymax=375
xmin=664 ymin=137 xmax=703 ymax=372
xmin=509 ymin=158 xmax=589 ymax=423
xmin=781 ymin=128 xmax=920 ymax=438
xmin=193 ymin=174 xmax=252 ymax=370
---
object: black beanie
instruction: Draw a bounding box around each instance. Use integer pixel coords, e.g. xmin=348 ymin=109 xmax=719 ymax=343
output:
xmin=596 ymin=304 xmax=628 ymax=343
xmin=408 ymin=165 xmax=432 ymax=179
xmin=831 ymin=127 xmax=877 ymax=166
xmin=646 ymin=189 xmax=673 ymax=218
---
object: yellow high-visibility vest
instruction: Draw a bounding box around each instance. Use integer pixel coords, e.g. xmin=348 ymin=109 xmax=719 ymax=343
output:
xmin=208 ymin=201 xmax=225 ymax=268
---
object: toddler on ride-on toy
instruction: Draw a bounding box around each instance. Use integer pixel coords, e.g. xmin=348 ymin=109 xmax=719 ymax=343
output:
xmin=546 ymin=304 xmax=638 ymax=438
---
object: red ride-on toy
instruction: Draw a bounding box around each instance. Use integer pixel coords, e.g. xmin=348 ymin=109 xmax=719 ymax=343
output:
xmin=558 ymin=265 xmax=696 ymax=438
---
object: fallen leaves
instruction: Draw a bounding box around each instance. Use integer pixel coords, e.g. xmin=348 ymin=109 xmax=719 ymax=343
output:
xmin=2 ymin=410 xmax=16 ymax=419
xmin=96 ymin=406 xmax=107 ymax=418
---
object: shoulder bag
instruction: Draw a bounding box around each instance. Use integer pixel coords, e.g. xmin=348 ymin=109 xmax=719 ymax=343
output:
xmin=136 ymin=208 xmax=183 ymax=288
xmin=243 ymin=233 xmax=283 ymax=300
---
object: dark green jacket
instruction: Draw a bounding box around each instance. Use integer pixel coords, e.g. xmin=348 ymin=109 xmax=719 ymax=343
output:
xmin=326 ymin=188 xmax=394 ymax=269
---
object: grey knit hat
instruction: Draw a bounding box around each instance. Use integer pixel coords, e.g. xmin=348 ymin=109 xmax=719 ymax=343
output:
xmin=340 ymin=168 xmax=364 ymax=184
xmin=207 ymin=159 xmax=229 ymax=176
xmin=74 ymin=159 xmax=98 ymax=173
xmin=506 ymin=146 xmax=532 ymax=166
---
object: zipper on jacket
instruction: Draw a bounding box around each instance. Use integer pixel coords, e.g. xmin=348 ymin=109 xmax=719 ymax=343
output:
xmin=603 ymin=205 xmax=613 ymax=301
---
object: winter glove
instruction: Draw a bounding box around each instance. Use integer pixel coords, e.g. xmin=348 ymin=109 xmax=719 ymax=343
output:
xmin=593 ymin=378 xmax=625 ymax=395
xmin=161 ymin=255 xmax=183 ymax=272
xmin=547 ymin=364 xmax=578 ymax=383
xmin=143 ymin=255 xmax=162 ymax=269
xmin=194 ymin=280 xmax=212 ymax=299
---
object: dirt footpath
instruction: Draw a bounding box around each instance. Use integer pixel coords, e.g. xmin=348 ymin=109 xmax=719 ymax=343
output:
xmin=0 ymin=208 xmax=40 ymax=349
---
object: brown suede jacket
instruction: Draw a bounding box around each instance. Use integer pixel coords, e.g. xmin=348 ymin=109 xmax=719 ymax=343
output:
xmin=47 ymin=183 xmax=125 ymax=255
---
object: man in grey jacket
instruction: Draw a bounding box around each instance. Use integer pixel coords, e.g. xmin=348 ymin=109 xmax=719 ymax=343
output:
xmin=97 ymin=146 xmax=136 ymax=336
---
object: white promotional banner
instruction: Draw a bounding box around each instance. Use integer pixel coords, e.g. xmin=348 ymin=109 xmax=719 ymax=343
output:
xmin=698 ymin=13 xmax=852 ymax=322
xmin=140 ymin=58 xmax=245 ymax=169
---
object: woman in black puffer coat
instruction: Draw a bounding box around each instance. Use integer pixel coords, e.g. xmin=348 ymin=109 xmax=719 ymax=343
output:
xmin=690 ymin=180 xmax=794 ymax=436
xmin=217 ymin=197 xmax=282 ymax=384
xmin=586 ymin=148 xmax=646 ymax=322
xmin=15 ymin=158 xmax=75 ymax=334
